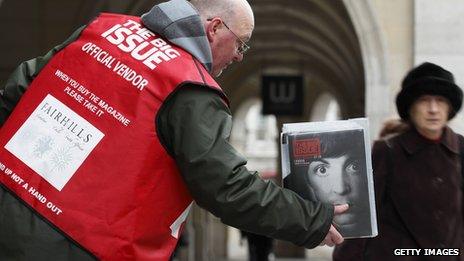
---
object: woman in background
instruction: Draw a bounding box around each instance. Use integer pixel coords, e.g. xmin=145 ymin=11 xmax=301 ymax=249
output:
xmin=333 ymin=62 xmax=464 ymax=260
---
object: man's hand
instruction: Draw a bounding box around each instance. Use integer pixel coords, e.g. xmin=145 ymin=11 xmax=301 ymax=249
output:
xmin=320 ymin=204 xmax=349 ymax=247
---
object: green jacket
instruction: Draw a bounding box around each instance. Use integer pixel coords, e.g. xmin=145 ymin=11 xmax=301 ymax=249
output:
xmin=0 ymin=26 xmax=333 ymax=260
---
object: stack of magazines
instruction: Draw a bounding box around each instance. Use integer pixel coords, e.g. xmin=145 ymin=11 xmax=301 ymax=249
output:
xmin=281 ymin=118 xmax=378 ymax=238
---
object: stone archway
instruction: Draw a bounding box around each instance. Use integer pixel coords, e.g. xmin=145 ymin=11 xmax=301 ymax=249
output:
xmin=343 ymin=0 xmax=390 ymax=138
xmin=220 ymin=0 xmax=367 ymax=120
xmin=219 ymin=0 xmax=389 ymax=138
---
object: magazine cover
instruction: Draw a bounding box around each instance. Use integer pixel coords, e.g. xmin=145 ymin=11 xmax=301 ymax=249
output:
xmin=281 ymin=118 xmax=377 ymax=238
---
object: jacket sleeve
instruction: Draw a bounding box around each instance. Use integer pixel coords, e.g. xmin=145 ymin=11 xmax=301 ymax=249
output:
xmin=0 ymin=26 xmax=85 ymax=126
xmin=158 ymin=85 xmax=334 ymax=249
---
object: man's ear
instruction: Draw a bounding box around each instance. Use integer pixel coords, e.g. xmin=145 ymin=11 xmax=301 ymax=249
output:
xmin=205 ymin=18 xmax=221 ymax=43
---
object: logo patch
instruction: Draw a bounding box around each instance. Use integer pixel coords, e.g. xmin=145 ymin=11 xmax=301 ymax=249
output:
xmin=5 ymin=94 xmax=104 ymax=191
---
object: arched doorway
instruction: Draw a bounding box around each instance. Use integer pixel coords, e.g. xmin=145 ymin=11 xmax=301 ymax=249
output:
xmin=310 ymin=92 xmax=342 ymax=121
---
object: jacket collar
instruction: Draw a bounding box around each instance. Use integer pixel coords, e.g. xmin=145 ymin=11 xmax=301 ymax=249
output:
xmin=399 ymin=126 xmax=460 ymax=155
xmin=141 ymin=0 xmax=213 ymax=72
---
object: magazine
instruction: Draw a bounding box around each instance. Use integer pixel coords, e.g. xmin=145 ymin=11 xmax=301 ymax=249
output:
xmin=281 ymin=118 xmax=377 ymax=238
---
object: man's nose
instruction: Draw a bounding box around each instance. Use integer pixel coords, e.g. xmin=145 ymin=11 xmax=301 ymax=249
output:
xmin=234 ymin=52 xmax=244 ymax=62
xmin=333 ymin=178 xmax=351 ymax=195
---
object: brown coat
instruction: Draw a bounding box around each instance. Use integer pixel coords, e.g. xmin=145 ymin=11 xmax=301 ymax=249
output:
xmin=333 ymin=127 xmax=464 ymax=261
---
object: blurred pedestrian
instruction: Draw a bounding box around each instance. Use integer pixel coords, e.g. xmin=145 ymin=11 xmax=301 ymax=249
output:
xmin=333 ymin=62 xmax=464 ymax=260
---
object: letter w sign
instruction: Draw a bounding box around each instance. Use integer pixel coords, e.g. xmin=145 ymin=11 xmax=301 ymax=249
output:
xmin=261 ymin=75 xmax=303 ymax=116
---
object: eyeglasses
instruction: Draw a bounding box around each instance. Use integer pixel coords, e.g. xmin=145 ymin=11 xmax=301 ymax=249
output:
xmin=207 ymin=18 xmax=251 ymax=55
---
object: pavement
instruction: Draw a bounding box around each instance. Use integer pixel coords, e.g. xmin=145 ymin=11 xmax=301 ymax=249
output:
xmin=225 ymin=247 xmax=333 ymax=261
xmin=226 ymin=228 xmax=334 ymax=261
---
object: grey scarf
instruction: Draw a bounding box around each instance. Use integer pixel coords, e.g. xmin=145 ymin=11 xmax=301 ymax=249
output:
xmin=141 ymin=0 xmax=213 ymax=72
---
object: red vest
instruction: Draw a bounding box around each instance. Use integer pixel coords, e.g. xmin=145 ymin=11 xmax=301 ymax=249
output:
xmin=0 ymin=13 xmax=228 ymax=260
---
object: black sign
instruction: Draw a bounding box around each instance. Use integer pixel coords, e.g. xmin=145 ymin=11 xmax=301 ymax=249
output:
xmin=261 ymin=75 xmax=304 ymax=116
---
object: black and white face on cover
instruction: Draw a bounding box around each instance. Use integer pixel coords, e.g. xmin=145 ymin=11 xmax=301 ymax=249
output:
xmin=307 ymin=153 xmax=364 ymax=227
xmin=284 ymin=129 xmax=372 ymax=238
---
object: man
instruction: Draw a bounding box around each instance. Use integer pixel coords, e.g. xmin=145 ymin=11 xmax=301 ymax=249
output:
xmin=333 ymin=62 xmax=464 ymax=260
xmin=0 ymin=0 xmax=346 ymax=260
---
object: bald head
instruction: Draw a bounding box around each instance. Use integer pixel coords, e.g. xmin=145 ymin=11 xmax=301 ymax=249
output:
xmin=190 ymin=0 xmax=254 ymax=28
xmin=190 ymin=0 xmax=254 ymax=77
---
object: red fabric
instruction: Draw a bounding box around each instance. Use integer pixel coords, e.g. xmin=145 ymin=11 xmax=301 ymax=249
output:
xmin=0 ymin=13 xmax=226 ymax=260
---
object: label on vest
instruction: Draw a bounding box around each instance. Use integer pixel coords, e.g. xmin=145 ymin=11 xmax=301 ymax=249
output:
xmin=5 ymin=94 xmax=104 ymax=191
